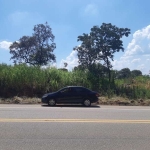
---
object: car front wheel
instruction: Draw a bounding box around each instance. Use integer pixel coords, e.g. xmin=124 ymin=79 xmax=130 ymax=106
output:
xmin=48 ymin=99 xmax=56 ymax=106
xmin=83 ymin=99 xmax=91 ymax=107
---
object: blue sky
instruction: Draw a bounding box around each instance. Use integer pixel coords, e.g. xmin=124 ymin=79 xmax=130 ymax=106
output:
xmin=0 ymin=0 xmax=150 ymax=75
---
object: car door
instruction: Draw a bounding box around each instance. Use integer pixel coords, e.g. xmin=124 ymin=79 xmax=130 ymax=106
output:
xmin=57 ymin=87 xmax=74 ymax=104
xmin=71 ymin=87 xmax=86 ymax=103
xmin=67 ymin=87 xmax=81 ymax=103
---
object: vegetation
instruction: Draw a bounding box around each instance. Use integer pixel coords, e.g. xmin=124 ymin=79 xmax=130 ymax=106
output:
xmin=10 ymin=22 xmax=56 ymax=66
xmin=0 ymin=22 xmax=149 ymax=105
xmin=74 ymin=23 xmax=130 ymax=84
xmin=0 ymin=64 xmax=89 ymax=97
xmin=0 ymin=64 xmax=150 ymax=102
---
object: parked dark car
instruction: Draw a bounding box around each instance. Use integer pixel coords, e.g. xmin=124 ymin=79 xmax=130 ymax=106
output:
xmin=42 ymin=86 xmax=99 ymax=106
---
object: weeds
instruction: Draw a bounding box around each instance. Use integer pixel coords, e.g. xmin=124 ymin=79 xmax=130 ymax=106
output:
xmin=0 ymin=63 xmax=150 ymax=101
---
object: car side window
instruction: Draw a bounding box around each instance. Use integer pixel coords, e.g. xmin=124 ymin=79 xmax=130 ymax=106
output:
xmin=60 ymin=87 xmax=72 ymax=93
xmin=74 ymin=87 xmax=85 ymax=93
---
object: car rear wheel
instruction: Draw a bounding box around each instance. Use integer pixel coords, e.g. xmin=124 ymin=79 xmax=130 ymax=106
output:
xmin=48 ymin=99 xmax=56 ymax=106
xmin=83 ymin=99 xmax=91 ymax=107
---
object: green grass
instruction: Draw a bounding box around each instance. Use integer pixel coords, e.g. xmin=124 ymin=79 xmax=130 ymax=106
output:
xmin=0 ymin=63 xmax=150 ymax=105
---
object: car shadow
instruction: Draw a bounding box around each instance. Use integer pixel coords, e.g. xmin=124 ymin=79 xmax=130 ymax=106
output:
xmin=41 ymin=104 xmax=100 ymax=108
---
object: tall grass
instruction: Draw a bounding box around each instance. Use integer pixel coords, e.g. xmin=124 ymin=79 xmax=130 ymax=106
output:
xmin=115 ymin=77 xmax=150 ymax=99
xmin=0 ymin=63 xmax=150 ymax=99
xmin=0 ymin=64 xmax=46 ymax=97
xmin=0 ymin=64 xmax=91 ymax=97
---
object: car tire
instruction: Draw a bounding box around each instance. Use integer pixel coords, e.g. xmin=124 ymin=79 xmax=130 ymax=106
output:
xmin=83 ymin=99 xmax=91 ymax=107
xmin=48 ymin=99 xmax=56 ymax=106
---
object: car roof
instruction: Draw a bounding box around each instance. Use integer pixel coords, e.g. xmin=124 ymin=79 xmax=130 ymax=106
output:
xmin=66 ymin=86 xmax=84 ymax=88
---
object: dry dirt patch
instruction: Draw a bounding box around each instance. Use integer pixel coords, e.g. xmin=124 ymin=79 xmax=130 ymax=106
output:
xmin=0 ymin=96 xmax=150 ymax=106
xmin=98 ymin=96 xmax=150 ymax=106
xmin=0 ymin=96 xmax=41 ymax=104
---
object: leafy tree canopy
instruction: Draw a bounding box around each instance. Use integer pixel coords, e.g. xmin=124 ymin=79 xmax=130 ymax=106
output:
xmin=9 ymin=22 xmax=56 ymax=66
xmin=74 ymin=23 xmax=130 ymax=70
xmin=131 ymin=70 xmax=142 ymax=77
xmin=117 ymin=68 xmax=131 ymax=79
xmin=74 ymin=23 xmax=130 ymax=83
xmin=74 ymin=63 xmax=107 ymax=76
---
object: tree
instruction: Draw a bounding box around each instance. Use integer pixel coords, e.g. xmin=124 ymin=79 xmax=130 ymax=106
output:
xmin=131 ymin=70 xmax=142 ymax=77
xmin=73 ymin=33 xmax=98 ymax=69
xmin=74 ymin=23 xmax=131 ymax=83
xmin=73 ymin=65 xmax=86 ymax=72
xmin=64 ymin=62 xmax=68 ymax=68
xmin=9 ymin=22 xmax=56 ymax=66
xmin=117 ymin=68 xmax=131 ymax=79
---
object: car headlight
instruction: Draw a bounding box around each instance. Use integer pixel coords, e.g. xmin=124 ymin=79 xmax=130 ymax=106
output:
xmin=42 ymin=95 xmax=48 ymax=98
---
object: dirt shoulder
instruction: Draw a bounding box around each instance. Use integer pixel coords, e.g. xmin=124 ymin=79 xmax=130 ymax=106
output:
xmin=0 ymin=96 xmax=41 ymax=104
xmin=0 ymin=96 xmax=150 ymax=106
xmin=98 ymin=96 xmax=150 ymax=106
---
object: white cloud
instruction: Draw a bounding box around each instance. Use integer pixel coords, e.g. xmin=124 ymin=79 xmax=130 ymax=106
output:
xmin=113 ymin=25 xmax=150 ymax=75
xmin=0 ymin=41 xmax=12 ymax=50
xmin=131 ymin=58 xmax=141 ymax=63
xmin=133 ymin=25 xmax=150 ymax=39
xmin=125 ymin=45 xmax=142 ymax=56
xmin=125 ymin=25 xmax=150 ymax=56
xmin=59 ymin=51 xmax=78 ymax=70
xmin=83 ymin=4 xmax=99 ymax=16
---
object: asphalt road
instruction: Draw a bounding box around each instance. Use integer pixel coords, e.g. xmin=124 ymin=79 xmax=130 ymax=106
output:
xmin=0 ymin=104 xmax=150 ymax=150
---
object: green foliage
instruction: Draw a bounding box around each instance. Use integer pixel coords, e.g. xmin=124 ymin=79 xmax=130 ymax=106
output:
xmin=9 ymin=22 xmax=56 ymax=66
xmin=117 ymin=68 xmax=131 ymax=79
xmin=0 ymin=64 xmax=46 ymax=97
xmin=116 ymin=68 xmax=142 ymax=79
xmin=0 ymin=64 xmax=150 ymax=100
xmin=0 ymin=64 xmax=91 ymax=97
xmin=2 ymin=21 xmax=149 ymax=102
xmin=74 ymin=23 xmax=130 ymax=69
xmin=114 ymin=76 xmax=150 ymax=99
xmin=131 ymin=70 xmax=142 ymax=77
xmin=74 ymin=23 xmax=131 ymax=84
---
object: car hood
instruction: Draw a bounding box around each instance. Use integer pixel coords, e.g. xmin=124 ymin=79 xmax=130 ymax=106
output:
xmin=42 ymin=92 xmax=57 ymax=97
